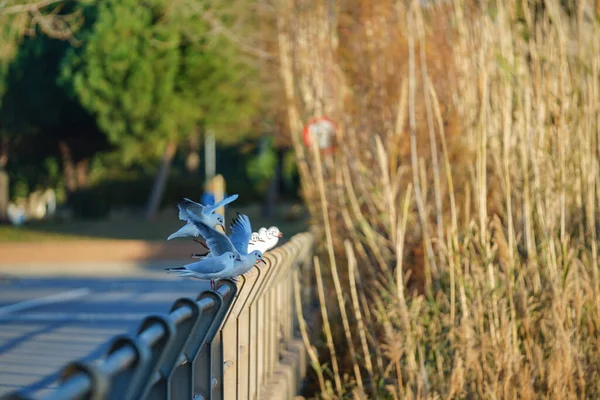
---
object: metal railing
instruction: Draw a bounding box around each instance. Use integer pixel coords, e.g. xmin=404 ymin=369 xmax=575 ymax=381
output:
xmin=5 ymin=232 xmax=314 ymax=400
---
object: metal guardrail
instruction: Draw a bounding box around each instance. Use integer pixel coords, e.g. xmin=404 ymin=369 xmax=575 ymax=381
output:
xmin=4 ymin=232 xmax=314 ymax=400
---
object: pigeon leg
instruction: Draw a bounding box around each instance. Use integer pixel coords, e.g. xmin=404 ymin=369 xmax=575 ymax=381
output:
xmin=193 ymin=238 xmax=210 ymax=250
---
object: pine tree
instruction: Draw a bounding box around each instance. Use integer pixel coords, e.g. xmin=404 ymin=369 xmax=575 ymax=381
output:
xmin=61 ymin=0 xmax=261 ymax=218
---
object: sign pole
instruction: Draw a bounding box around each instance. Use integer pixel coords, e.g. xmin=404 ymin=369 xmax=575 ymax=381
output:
xmin=205 ymin=130 xmax=216 ymax=182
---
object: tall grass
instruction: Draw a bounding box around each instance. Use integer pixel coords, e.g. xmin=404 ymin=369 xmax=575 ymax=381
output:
xmin=277 ymin=0 xmax=600 ymax=398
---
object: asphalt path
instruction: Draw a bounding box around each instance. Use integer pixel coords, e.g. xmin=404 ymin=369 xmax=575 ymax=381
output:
xmin=0 ymin=261 xmax=211 ymax=398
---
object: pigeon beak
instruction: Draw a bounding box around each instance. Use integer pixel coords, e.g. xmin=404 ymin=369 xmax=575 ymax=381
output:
xmin=277 ymin=232 xmax=283 ymax=238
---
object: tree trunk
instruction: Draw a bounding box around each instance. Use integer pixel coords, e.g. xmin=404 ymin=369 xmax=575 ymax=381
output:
xmin=185 ymin=129 xmax=201 ymax=174
xmin=0 ymin=139 xmax=8 ymax=222
xmin=145 ymin=141 xmax=177 ymax=220
xmin=0 ymin=170 xmax=8 ymax=222
xmin=75 ymin=159 xmax=89 ymax=188
xmin=0 ymin=138 xmax=7 ymax=169
xmin=262 ymin=148 xmax=283 ymax=218
xmin=58 ymin=141 xmax=77 ymax=193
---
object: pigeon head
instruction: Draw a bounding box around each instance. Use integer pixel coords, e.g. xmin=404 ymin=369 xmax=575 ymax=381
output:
xmin=251 ymin=250 xmax=266 ymax=265
xmin=206 ymin=213 xmax=225 ymax=230
xmin=267 ymin=226 xmax=283 ymax=238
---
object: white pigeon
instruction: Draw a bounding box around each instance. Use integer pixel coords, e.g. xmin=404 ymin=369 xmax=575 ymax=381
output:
xmin=179 ymin=206 xmax=266 ymax=283
xmin=167 ymin=194 xmax=239 ymax=240
xmin=253 ymin=226 xmax=283 ymax=252
xmin=247 ymin=230 xmax=270 ymax=253
xmin=165 ymin=252 xmax=239 ymax=290
xmin=195 ymin=227 xmax=283 ymax=256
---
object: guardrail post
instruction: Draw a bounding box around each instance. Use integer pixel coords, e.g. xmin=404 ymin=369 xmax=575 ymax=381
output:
xmin=234 ymin=266 xmax=264 ymax=400
xmin=236 ymin=307 xmax=251 ymax=400
xmin=148 ymin=299 xmax=201 ymax=400
xmin=168 ymin=291 xmax=220 ymax=400
xmin=207 ymin=280 xmax=237 ymax=400
xmin=255 ymin=249 xmax=287 ymax=395
xmin=252 ymin=255 xmax=279 ymax=397
xmin=260 ymin=244 xmax=298 ymax=399
xmin=265 ymin=237 xmax=301 ymax=399
xmin=242 ymin=254 xmax=277 ymax=400
xmin=192 ymin=291 xmax=224 ymax=399
xmin=131 ymin=315 xmax=176 ymax=400
xmin=268 ymin=282 xmax=276 ymax=379
xmin=60 ymin=360 xmax=109 ymax=400
xmin=104 ymin=335 xmax=151 ymax=400
xmin=257 ymin=292 xmax=266 ymax=389
xmin=249 ymin=281 xmax=263 ymax=399
xmin=221 ymin=270 xmax=259 ymax=400
xmin=209 ymin=329 xmax=223 ymax=399
xmin=267 ymin=251 xmax=285 ymax=380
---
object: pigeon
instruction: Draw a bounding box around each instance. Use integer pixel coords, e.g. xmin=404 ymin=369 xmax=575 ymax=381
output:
xmin=252 ymin=226 xmax=283 ymax=252
xmin=165 ymin=252 xmax=239 ymax=290
xmin=167 ymin=194 xmax=238 ymax=240
xmin=191 ymin=226 xmax=283 ymax=257
xmin=180 ymin=208 xmax=266 ymax=284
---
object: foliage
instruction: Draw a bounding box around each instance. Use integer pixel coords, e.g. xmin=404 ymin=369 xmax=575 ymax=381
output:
xmin=0 ymin=0 xmax=294 ymax=214
xmin=282 ymin=149 xmax=298 ymax=191
xmin=0 ymin=1 xmax=85 ymax=64
xmin=61 ymin=0 xmax=261 ymax=165
xmin=0 ymin=9 xmax=109 ymax=199
xmin=12 ymin=177 xmax=29 ymax=200
xmin=1 ymin=29 xmax=108 ymax=155
xmin=60 ymin=0 xmax=180 ymax=163
xmin=246 ymin=137 xmax=277 ymax=193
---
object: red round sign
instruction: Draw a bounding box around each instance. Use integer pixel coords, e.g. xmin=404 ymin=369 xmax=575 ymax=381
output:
xmin=302 ymin=116 xmax=337 ymax=154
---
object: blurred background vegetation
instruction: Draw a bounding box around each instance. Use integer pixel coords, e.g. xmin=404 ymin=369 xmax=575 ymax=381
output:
xmin=0 ymin=0 xmax=302 ymax=236
xmin=4 ymin=0 xmax=600 ymax=399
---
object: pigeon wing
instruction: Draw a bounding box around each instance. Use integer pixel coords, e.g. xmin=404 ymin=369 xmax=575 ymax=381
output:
xmin=167 ymin=221 xmax=200 ymax=240
xmin=258 ymin=227 xmax=268 ymax=239
xmin=229 ymin=213 xmax=253 ymax=255
xmin=183 ymin=254 xmax=230 ymax=273
xmin=192 ymin=220 xmax=237 ymax=256
xmin=203 ymin=194 xmax=239 ymax=215
xmin=177 ymin=198 xmax=205 ymax=221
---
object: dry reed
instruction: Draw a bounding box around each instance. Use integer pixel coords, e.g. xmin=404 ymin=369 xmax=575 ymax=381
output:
xmin=277 ymin=0 xmax=600 ymax=398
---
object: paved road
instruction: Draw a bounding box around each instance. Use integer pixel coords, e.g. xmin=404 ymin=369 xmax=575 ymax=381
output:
xmin=0 ymin=263 xmax=211 ymax=398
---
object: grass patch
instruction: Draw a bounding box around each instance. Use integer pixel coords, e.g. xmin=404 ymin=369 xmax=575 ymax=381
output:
xmin=0 ymin=202 xmax=307 ymax=242
xmin=0 ymin=226 xmax=93 ymax=242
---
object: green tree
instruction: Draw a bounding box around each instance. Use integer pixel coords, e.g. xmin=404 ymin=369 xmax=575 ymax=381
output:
xmin=0 ymin=0 xmax=88 ymax=220
xmin=61 ymin=0 xmax=261 ymax=219
xmin=0 ymin=0 xmax=85 ymax=64
xmin=0 ymin=3 xmax=108 ymax=200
